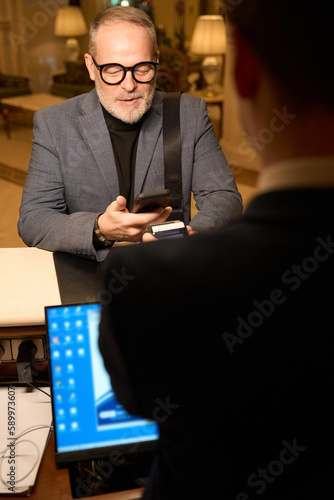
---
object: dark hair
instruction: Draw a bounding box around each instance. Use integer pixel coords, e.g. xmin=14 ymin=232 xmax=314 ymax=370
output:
xmin=89 ymin=6 xmax=158 ymax=58
xmin=223 ymin=0 xmax=334 ymax=108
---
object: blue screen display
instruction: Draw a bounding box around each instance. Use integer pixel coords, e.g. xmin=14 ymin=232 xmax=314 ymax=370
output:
xmin=46 ymin=303 xmax=159 ymax=455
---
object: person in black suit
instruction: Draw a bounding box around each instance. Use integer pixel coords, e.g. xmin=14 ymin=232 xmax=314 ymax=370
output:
xmin=99 ymin=1 xmax=334 ymax=498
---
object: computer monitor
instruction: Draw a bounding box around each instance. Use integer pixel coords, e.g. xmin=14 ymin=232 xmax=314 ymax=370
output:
xmin=45 ymin=302 xmax=159 ymax=468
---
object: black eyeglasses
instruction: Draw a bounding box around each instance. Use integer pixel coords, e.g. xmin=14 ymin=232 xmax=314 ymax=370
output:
xmin=91 ymin=56 xmax=159 ymax=85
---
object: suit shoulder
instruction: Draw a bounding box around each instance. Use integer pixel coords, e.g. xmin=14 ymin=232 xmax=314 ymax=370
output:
xmin=35 ymin=91 xmax=92 ymax=120
xmin=179 ymin=92 xmax=205 ymax=118
xmin=180 ymin=92 xmax=202 ymax=104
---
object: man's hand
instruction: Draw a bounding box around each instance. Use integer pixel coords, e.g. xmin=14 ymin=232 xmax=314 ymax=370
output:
xmin=142 ymin=225 xmax=197 ymax=243
xmin=98 ymin=196 xmax=173 ymax=242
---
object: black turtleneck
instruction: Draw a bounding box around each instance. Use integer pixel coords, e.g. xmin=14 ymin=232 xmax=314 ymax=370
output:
xmin=102 ymin=105 xmax=143 ymax=210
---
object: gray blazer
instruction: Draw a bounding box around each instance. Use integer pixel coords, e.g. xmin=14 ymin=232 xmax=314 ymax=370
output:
xmin=18 ymin=88 xmax=242 ymax=261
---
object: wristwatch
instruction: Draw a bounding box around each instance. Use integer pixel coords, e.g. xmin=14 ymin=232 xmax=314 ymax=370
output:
xmin=93 ymin=214 xmax=114 ymax=247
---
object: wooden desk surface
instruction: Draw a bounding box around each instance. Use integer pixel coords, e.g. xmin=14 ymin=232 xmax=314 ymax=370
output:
xmin=30 ymin=437 xmax=143 ymax=500
xmin=0 ymin=248 xmax=61 ymax=327
xmin=1 ymin=93 xmax=66 ymax=112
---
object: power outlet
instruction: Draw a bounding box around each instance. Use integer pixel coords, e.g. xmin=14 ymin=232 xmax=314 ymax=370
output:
xmin=0 ymin=339 xmax=13 ymax=361
xmin=11 ymin=337 xmax=46 ymax=361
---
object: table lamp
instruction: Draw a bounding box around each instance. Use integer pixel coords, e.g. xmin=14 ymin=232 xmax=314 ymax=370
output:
xmin=54 ymin=5 xmax=88 ymax=62
xmin=189 ymin=15 xmax=227 ymax=96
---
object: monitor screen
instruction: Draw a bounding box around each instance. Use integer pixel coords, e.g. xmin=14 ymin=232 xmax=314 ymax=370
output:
xmin=45 ymin=303 xmax=159 ymax=467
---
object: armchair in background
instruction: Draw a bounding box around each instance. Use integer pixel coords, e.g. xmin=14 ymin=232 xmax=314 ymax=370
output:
xmin=50 ymin=61 xmax=94 ymax=98
xmin=0 ymin=72 xmax=32 ymax=99
xmin=0 ymin=73 xmax=32 ymax=134
xmin=156 ymin=45 xmax=189 ymax=92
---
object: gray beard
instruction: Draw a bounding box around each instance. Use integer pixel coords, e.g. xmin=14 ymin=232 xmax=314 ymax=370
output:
xmin=95 ymin=80 xmax=155 ymax=124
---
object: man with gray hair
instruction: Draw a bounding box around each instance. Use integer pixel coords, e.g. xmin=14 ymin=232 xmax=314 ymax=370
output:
xmin=18 ymin=6 xmax=242 ymax=261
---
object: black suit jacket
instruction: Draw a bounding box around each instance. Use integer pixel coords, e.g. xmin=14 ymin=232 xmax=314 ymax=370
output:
xmin=99 ymin=188 xmax=334 ymax=499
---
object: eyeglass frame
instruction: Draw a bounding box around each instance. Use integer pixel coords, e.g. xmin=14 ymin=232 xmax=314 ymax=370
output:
xmin=91 ymin=55 xmax=160 ymax=85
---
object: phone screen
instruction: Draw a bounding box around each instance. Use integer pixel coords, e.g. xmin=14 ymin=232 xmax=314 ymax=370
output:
xmin=131 ymin=189 xmax=171 ymax=214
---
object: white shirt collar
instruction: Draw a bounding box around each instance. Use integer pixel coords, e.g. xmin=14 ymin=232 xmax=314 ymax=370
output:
xmin=258 ymin=156 xmax=334 ymax=193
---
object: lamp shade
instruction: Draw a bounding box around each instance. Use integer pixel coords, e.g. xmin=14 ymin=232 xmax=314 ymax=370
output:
xmin=54 ymin=6 xmax=88 ymax=37
xmin=190 ymin=15 xmax=226 ymax=56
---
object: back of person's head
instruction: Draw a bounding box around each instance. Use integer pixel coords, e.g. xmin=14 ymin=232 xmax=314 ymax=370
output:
xmin=223 ymin=0 xmax=334 ymax=110
xmin=88 ymin=6 xmax=158 ymax=57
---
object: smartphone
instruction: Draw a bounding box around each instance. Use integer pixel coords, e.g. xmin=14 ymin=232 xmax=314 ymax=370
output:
xmin=147 ymin=220 xmax=187 ymax=239
xmin=131 ymin=189 xmax=171 ymax=214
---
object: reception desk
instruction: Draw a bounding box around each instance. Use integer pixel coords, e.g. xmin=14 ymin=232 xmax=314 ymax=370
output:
xmin=0 ymin=247 xmax=61 ymax=327
xmin=0 ymin=247 xmax=103 ymax=380
xmin=0 ymin=247 xmax=144 ymax=500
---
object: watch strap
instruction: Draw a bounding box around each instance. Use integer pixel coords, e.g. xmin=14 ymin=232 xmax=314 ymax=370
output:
xmin=93 ymin=214 xmax=114 ymax=247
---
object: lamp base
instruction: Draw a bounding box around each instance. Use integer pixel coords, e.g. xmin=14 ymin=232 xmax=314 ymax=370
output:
xmin=65 ymin=38 xmax=81 ymax=62
xmin=201 ymin=56 xmax=222 ymax=96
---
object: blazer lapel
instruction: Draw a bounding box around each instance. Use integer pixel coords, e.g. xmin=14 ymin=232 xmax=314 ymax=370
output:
xmin=77 ymin=89 xmax=164 ymax=200
xmin=78 ymin=89 xmax=119 ymax=200
xmin=134 ymin=90 xmax=164 ymax=196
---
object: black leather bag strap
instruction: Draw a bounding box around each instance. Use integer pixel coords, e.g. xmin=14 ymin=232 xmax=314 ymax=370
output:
xmin=163 ymin=92 xmax=183 ymax=221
